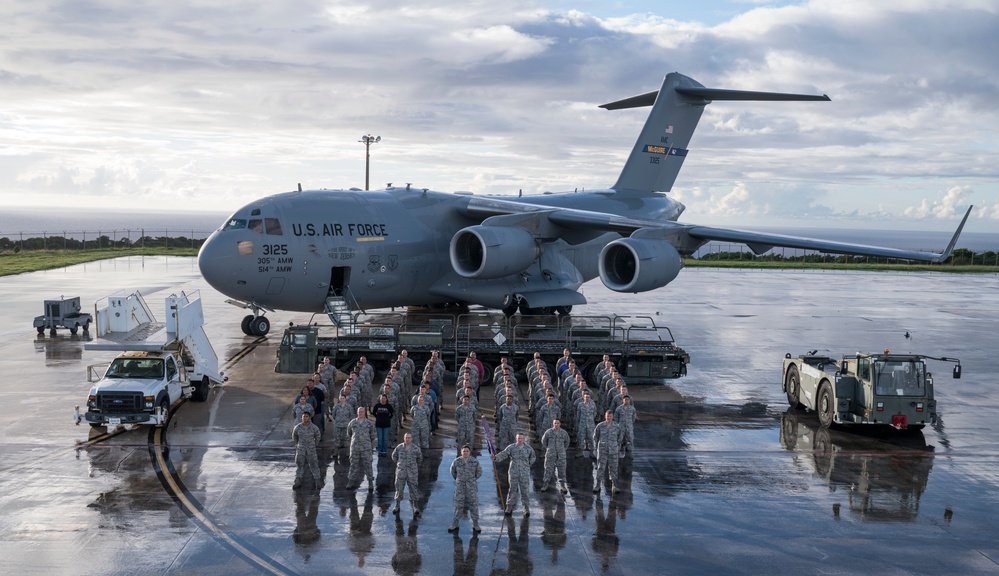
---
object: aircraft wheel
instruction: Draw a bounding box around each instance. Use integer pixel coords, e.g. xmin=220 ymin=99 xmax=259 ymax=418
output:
xmin=816 ymin=381 xmax=834 ymax=428
xmin=250 ymin=316 xmax=271 ymax=336
xmin=241 ymin=315 xmax=254 ymax=335
xmin=555 ymin=305 xmax=572 ymax=316
xmin=785 ymin=365 xmax=802 ymax=409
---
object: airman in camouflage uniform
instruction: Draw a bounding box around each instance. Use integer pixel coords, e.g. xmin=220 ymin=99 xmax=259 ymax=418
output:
xmin=496 ymin=395 xmax=520 ymax=449
xmin=319 ymin=356 xmax=339 ymax=389
xmin=493 ymin=433 xmax=536 ymax=517
xmin=293 ymin=412 xmax=322 ymax=489
xmin=409 ymin=394 xmax=432 ymax=450
xmin=593 ymin=410 xmax=624 ymax=494
xmin=575 ymin=392 xmax=597 ymax=456
xmin=614 ymin=395 xmax=637 ymax=454
xmin=347 ymin=406 xmax=377 ymax=491
xmin=540 ymin=419 xmax=570 ymax=494
xmin=391 ymin=432 xmax=423 ymax=516
xmin=448 ymin=445 xmax=483 ymax=533
xmin=330 ymin=394 xmax=354 ymax=452
xmin=454 ymin=395 xmax=477 ymax=450
xmin=536 ymin=394 xmax=560 ymax=439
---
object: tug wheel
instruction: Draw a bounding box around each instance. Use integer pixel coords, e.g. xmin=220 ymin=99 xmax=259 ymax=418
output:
xmin=817 ymin=381 xmax=834 ymax=428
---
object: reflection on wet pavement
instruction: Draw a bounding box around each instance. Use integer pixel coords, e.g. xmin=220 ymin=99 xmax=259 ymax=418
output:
xmin=2 ymin=258 xmax=999 ymax=574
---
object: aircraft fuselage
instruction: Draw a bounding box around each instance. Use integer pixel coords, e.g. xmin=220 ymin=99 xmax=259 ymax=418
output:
xmin=197 ymin=186 xmax=685 ymax=314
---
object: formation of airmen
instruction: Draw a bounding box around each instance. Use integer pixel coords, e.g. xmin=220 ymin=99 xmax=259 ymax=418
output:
xmin=290 ymin=347 xmax=638 ymax=530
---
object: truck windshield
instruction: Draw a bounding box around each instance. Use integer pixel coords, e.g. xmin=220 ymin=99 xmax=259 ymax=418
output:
xmin=874 ymin=360 xmax=925 ymax=396
xmin=105 ymin=358 xmax=165 ymax=379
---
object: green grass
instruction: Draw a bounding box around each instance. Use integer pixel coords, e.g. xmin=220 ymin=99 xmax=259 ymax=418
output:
xmin=0 ymin=248 xmax=199 ymax=276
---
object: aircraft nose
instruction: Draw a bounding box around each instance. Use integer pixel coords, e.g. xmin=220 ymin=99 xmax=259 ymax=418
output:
xmin=198 ymin=231 xmax=232 ymax=294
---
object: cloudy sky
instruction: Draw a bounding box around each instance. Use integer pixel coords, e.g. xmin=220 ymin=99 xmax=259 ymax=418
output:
xmin=1 ymin=0 xmax=997 ymax=230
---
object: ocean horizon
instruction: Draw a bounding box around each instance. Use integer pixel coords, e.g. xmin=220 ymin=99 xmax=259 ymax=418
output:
xmin=1 ymin=206 xmax=996 ymax=253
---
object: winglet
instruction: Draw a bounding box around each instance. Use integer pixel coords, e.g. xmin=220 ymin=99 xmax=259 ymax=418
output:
xmin=934 ymin=205 xmax=974 ymax=262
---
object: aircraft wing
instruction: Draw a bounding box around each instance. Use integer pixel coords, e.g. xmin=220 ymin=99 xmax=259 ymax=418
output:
xmin=464 ymin=196 xmax=973 ymax=264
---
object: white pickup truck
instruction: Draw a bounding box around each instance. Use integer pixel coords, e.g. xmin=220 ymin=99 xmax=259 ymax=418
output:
xmin=78 ymin=290 xmax=225 ymax=429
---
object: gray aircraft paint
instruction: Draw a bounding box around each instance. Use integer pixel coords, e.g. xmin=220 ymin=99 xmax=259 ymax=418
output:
xmin=198 ymin=72 xmax=970 ymax=331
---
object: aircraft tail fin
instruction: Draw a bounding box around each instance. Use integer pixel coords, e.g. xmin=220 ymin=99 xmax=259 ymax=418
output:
xmin=603 ymin=72 xmax=830 ymax=197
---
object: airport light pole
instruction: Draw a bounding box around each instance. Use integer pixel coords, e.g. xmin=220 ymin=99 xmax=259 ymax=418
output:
xmin=359 ymin=134 xmax=381 ymax=191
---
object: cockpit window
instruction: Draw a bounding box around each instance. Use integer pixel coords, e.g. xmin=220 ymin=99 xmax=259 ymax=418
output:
xmin=248 ymin=219 xmax=264 ymax=234
xmin=224 ymin=218 xmax=247 ymax=231
xmin=265 ymin=218 xmax=283 ymax=235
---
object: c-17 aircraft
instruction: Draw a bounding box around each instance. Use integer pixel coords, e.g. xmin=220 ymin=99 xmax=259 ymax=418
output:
xmin=198 ymin=71 xmax=972 ymax=336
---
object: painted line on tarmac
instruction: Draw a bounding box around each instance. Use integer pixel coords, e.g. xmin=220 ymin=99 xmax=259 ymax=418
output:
xmin=149 ymin=402 xmax=296 ymax=575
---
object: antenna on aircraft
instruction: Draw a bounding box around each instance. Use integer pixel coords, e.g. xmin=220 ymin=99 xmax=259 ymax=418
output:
xmin=359 ymin=134 xmax=381 ymax=191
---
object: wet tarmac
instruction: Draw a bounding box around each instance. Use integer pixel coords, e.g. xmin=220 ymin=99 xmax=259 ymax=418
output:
xmin=1 ymin=257 xmax=998 ymax=575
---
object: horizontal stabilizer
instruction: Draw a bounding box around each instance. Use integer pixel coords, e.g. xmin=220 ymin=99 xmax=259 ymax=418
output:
xmin=600 ymin=87 xmax=829 ymax=110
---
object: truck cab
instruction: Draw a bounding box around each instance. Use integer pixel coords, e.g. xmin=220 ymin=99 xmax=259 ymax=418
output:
xmin=85 ymin=351 xmax=187 ymax=427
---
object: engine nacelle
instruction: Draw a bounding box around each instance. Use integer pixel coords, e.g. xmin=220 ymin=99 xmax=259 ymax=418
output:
xmin=450 ymin=225 xmax=540 ymax=279
xmin=598 ymin=238 xmax=683 ymax=292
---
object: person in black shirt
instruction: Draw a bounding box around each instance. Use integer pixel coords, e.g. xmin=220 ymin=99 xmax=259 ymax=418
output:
xmin=372 ymin=394 xmax=394 ymax=456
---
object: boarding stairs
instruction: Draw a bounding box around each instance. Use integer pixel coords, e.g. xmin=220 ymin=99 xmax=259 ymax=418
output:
xmin=86 ymin=290 xmax=221 ymax=382
xmin=325 ymin=295 xmax=353 ymax=331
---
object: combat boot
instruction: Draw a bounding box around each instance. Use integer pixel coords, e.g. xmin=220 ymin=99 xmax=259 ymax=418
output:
xmin=472 ymin=524 xmax=481 ymax=534
xmin=612 ymin=482 xmax=621 ymax=494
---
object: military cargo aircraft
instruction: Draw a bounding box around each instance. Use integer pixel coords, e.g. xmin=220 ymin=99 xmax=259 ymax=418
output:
xmin=198 ymin=72 xmax=972 ymax=336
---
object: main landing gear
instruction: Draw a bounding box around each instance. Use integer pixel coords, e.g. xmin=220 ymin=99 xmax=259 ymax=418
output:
xmin=501 ymin=296 xmax=573 ymax=318
xmin=241 ymin=314 xmax=271 ymax=336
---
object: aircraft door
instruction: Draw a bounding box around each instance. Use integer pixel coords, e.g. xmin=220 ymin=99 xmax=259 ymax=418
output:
xmin=329 ymin=266 xmax=351 ymax=297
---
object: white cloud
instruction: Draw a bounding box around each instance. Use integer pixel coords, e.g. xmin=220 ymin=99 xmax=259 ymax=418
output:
xmin=904 ymin=185 xmax=974 ymax=219
xmin=0 ymin=0 xmax=995 ymax=233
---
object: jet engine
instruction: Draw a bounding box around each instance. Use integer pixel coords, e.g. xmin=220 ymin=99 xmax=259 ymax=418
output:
xmin=598 ymin=238 xmax=683 ymax=292
xmin=450 ymin=225 xmax=541 ymax=279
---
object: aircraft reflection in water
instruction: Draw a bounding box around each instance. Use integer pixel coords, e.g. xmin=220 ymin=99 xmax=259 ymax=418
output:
xmin=197 ymin=71 xmax=972 ymax=336
xmin=780 ymin=409 xmax=936 ymax=522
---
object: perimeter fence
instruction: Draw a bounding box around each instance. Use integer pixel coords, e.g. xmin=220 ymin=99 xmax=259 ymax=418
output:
xmin=0 ymin=229 xmax=211 ymax=252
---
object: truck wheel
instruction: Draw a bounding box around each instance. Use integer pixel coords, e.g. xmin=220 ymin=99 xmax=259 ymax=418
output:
xmin=785 ymin=365 xmax=802 ymax=409
xmin=70 ymin=325 xmax=79 ymax=335
xmin=816 ymin=381 xmax=834 ymax=428
xmin=193 ymin=376 xmax=210 ymax=402
xmin=82 ymin=321 xmax=90 ymax=332
xmin=36 ymin=327 xmax=44 ymax=335
xmin=159 ymin=399 xmax=171 ymax=427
